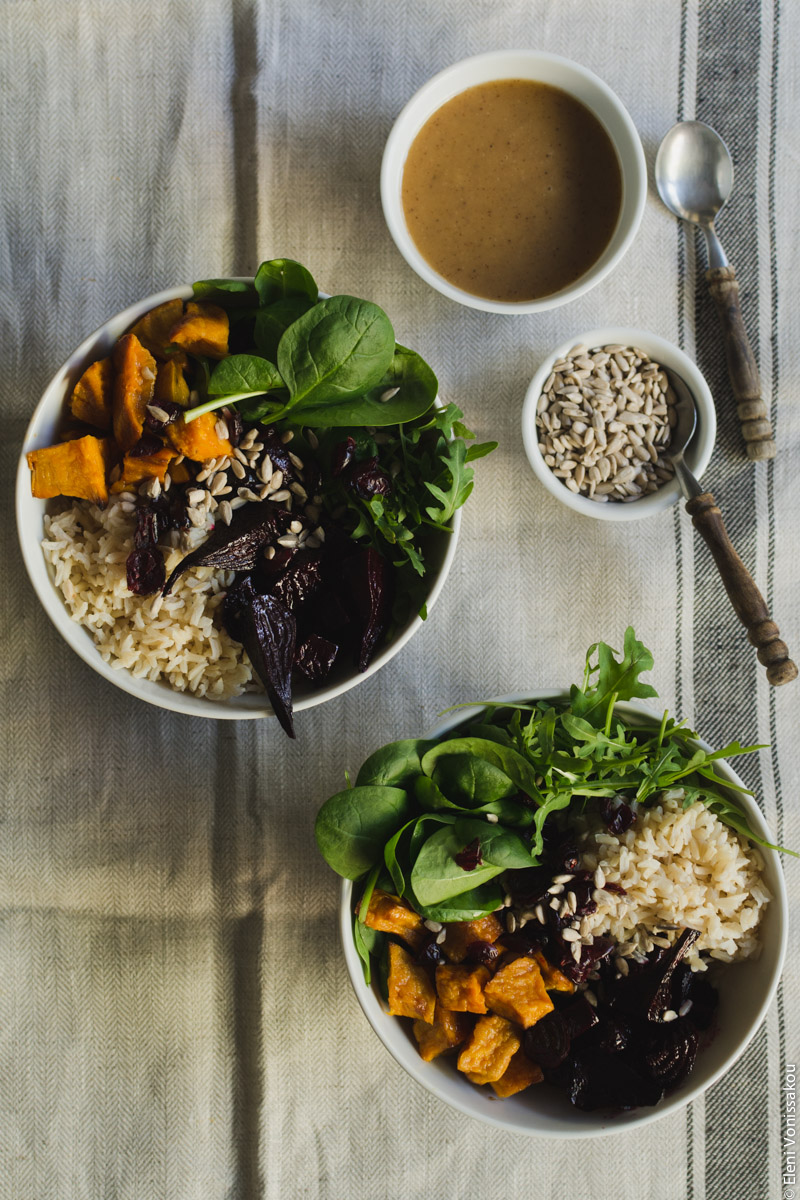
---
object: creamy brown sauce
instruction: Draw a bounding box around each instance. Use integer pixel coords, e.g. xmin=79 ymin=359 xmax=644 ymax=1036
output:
xmin=401 ymin=80 xmax=623 ymax=302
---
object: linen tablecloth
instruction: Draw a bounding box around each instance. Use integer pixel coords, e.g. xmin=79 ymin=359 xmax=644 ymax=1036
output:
xmin=2 ymin=2 xmax=797 ymax=1197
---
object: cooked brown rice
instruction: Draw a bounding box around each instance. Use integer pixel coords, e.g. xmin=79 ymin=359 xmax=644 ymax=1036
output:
xmin=42 ymin=496 xmax=254 ymax=699
xmin=576 ymin=791 xmax=770 ymax=970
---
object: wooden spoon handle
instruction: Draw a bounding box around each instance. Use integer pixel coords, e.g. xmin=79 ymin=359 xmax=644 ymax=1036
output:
xmin=706 ymin=265 xmax=776 ymax=460
xmin=686 ymin=492 xmax=797 ymax=685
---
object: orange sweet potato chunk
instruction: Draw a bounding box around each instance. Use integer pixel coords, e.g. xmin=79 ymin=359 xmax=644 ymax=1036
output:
xmin=387 ymin=943 xmax=436 ymax=1024
xmin=484 ymin=956 xmax=554 ymax=1029
xmin=363 ymin=888 xmax=425 ymax=951
xmin=435 ymin=964 xmax=489 ymax=1014
xmin=166 ymin=412 xmax=232 ymax=462
xmin=442 ymin=913 xmax=504 ymax=964
xmin=110 ymin=446 xmax=174 ymax=493
xmin=533 ymin=950 xmax=575 ymax=994
xmin=28 ymin=435 xmax=109 ymax=505
xmin=490 ymin=1047 xmax=544 ymax=1098
xmin=129 ymin=299 xmax=185 ymax=360
xmin=154 ymin=356 xmax=190 ymax=408
xmin=112 ymin=333 xmax=157 ymax=452
xmin=413 ymin=1003 xmax=471 ymax=1062
xmin=169 ymin=301 xmax=229 ymax=358
xmin=69 ymin=357 xmax=114 ymax=431
xmin=458 ymin=1014 xmax=520 ymax=1085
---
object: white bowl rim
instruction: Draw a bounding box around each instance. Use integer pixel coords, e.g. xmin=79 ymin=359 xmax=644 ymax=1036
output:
xmin=16 ymin=282 xmax=461 ymax=721
xmin=381 ymin=49 xmax=647 ymax=315
xmin=339 ymin=692 xmax=787 ymax=1138
xmin=521 ymin=327 xmax=718 ymax=521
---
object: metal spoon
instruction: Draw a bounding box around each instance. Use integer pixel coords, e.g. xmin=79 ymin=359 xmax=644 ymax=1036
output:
xmin=666 ymin=367 xmax=795 ymax=685
xmin=656 ymin=122 xmax=776 ymax=461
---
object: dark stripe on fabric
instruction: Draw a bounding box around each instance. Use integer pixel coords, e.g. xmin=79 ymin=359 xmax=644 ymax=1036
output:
xmin=767 ymin=0 xmax=788 ymax=1146
xmin=695 ymin=4 xmax=769 ymax=1199
xmin=674 ymin=1 xmax=691 ymax=1191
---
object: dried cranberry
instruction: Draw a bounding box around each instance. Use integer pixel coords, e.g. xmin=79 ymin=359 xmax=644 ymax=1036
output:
xmin=465 ymin=940 xmax=500 ymax=968
xmin=143 ymin=400 xmax=181 ymax=434
xmin=454 ymin=838 xmax=483 ymax=871
xmin=227 ymin=411 xmax=244 ymax=446
xmin=331 ymin=436 xmax=356 ymax=477
xmin=416 ymin=935 xmax=445 ymax=970
xmin=603 ymin=881 xmax=627 ymax=896
xmin=601 ymin=796 xmax=636 ymax=834
xmin=128 ymin=432 xmax=165 ymax=458
xmin=345 ymin=455 xmax=392 ymax=499
xmin=126 ymin=547 xmax=165 ymax=595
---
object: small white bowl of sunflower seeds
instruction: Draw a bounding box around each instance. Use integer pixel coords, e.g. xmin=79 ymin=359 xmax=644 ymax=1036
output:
xmin=521 ymin=328 xmax=716 ymax=521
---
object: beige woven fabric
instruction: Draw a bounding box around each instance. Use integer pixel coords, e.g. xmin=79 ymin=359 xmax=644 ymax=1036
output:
xmin=1 ymin=2 xmax=798 ymax=1197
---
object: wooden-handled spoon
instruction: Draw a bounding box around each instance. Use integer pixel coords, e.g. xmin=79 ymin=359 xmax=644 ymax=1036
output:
xmin=656 ymin=121 xmax=776 ymax=460
xmin=666 ymin=367 xmax=795 ymax=684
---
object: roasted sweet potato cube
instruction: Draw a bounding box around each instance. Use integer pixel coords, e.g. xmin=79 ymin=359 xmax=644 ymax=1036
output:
xmin=387 ymin=943 xmax=436 ymax=1024
xmin=169 ymin=301 xmax=229 ymax=358
xmin=533 ymin=949 xmax=575 ymax=994
xmin=28 ymin=435 xmax=109 ymax=505
xmin=170 ymin=459 xmax=192 ymax=484
xmin=154 ymin=356 xmax=190 ymax=408
xmin=129 ymin=299 xmax=185 ymax=359
xmin=458 ymin=1015 xmax=520 ymax=1084
xmin=110 ymin=446 xmax=174 ymax=493
xmin=112 ymin=334 xmax=157 ymax=452
xmin=490 ymin=1047 xmax=544 ymax=1097
xmin=70 ymin=357 xmax=114 ymax=430
xmin=362 ymin=888 xmax=425 ymax=951
xmin=442 ymin=913 xmax=504 ymax=963
xmin=484 ymin=956 xmax=554 ymax=1028
xmin=166 ymin=412 xmax=232 ymax=462
xmin=413 ymin=1003 xmax=471 ymax=1062
xmin=435 ymin=964 xmax=489 ymax=1014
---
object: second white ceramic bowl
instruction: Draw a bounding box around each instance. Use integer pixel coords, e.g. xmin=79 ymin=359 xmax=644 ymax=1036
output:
xmin=521 ymin=327 xmax=717 ymax=521
xmin=340 ymin=694 xmax=787 ymax=1137
xmin=16 ymin=284 xmax=461 ymax=721
xmin=381 ymin=50 xmax=647 ymax=314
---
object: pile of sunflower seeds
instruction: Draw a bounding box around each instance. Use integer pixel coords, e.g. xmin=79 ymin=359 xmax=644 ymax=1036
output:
xmin=535 ymin=344 xmax=677 ymax=503
xmin=179 ymin=421 xmax=326 ymax=551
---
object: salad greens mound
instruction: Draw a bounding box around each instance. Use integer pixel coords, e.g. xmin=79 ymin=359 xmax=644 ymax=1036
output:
xmin=314 ymin=628 xmax=789 ymax=983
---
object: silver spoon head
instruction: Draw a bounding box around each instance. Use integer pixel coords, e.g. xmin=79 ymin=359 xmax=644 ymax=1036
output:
xmin=664 ymin=367 xmax=699 ymax=458
xmin=655 ymin=120 xmax=734 ymax=226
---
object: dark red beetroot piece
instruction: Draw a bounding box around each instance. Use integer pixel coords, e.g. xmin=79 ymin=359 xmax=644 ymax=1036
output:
xmin=294 ymin=635 xmax=338 ymax=685
xmin=270 ymin=552 xmax=324 ymax=611
xmin=331 ymin=436 xmax=356 ymax=477
xmin=347 ymin=547 xmax=392 ymax=672
xmin=225 ymin=577 xmax=296 ymax=738
xmin=162 ymin=503 xmax=291 ymax=594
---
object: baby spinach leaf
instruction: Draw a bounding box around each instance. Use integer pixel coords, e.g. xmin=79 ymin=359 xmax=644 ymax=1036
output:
xmin=294 ymin=343 xmax=438 ymax=428
xmin=411 ymin=826 xmax=506 ymax=905
xmin=421 ymin=738 xmax=542 ymax=803
xmin=192 ymin=277 xmax=258 ymax=306
xmin=414 ymin=775 xmax=460 ymax=812
xmin=208 ymin=354 xmax=284 ymax=396
xmin=414 ymin=881 xmax=504 ymax=923
xmin=410 ymin=818 xmax=534 ymax=906
xmin=314 ymin=785 xmax=411 ymax=879
xmin=254 ymin=258 xmax=318 ymax=306
xmin=277 ymin=295 xmax=395 ymax=413
xmin=408 ymin=812 xmax=459 ymax=860
xmin=254 ymin=298 xmax=313 ymax=360
xmin=431 ymin=752 xmax=517 ymax=807
xmin=356 ymin=739 xmax=432 ymax=788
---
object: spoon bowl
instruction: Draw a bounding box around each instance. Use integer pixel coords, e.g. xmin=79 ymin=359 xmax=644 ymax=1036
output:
xmin=655 ymin=121 xmax=733 ymax=267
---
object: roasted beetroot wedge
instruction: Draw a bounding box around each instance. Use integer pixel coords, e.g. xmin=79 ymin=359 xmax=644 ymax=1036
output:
xmin=162 ymin=503 xmax=291 ymax=594
xmin=225 ymin=578 xmax=296 ymax=737
xmin=348 ymin=548 xmax=393 ymax=672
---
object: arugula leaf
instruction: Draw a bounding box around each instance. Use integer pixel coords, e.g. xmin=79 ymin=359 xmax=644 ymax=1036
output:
xmin=571 ymin=627 xmax=658 ymax=727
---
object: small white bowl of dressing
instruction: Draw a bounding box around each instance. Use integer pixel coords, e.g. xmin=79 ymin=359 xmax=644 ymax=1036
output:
xmin=381 ymin=50 xmax=646 ymax=314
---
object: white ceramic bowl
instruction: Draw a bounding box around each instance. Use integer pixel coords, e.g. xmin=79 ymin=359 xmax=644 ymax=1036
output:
xmin=521 ymin=327 xmax=717 ymax=521
xmin=16 ymin=284 xmax=461 ymax=721
xmin=340 ymin=694 xmax=787 ymax=1137
xmin=381 ymin=50 xmax=646 ymax=314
